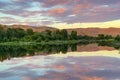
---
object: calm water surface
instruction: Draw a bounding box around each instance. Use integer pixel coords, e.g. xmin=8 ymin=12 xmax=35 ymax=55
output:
xmin=0 ymin=44 xmax=120 ymax=80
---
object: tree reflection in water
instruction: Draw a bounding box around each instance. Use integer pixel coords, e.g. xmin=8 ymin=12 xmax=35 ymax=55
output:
xmin=0 ymin=42 xmax=119 ymax=62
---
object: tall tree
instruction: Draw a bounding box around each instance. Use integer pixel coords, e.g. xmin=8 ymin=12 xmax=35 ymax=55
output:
xmin=61 ymin=29 xmax=68 ymax=40
xmin=70 ymin=31 xmax=77 ymax=40
xmin=115 ymin=35 xmax=120 ymax=41
xmin=26 ymin=29 xmax=34 ymax=35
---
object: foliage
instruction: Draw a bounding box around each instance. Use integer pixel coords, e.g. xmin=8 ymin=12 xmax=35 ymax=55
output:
xmin=115 ymin=35 xmax=120 ymax=41
xmin=0 ymin=25 xmax=118 ymax=43
xmin=0 ymin=25 xmax=79 ymax=42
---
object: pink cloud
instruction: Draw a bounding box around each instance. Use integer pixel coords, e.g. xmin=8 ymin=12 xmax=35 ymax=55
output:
xmin=73 ymin=3 xmax=92 ymax=14
xmin=79 ymin=76 xmax=106 ymax=80
xmin=49 ymin=8 xmax=66 ymax=16
xmin=51 ymin=65 xmax=66 ymax=70
xmin=92 ymin=5 xmax=120 ymax=13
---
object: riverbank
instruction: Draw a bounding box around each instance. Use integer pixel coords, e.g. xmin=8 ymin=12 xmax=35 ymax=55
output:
xmin=0 ymin=40 xmax=119 ymax=46
xmin=0 ymin=40 xmax=82 ymax=46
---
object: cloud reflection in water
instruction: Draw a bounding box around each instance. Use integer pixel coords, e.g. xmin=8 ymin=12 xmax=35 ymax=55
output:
xmin=0 ymin=50 xmax=120 ymax=80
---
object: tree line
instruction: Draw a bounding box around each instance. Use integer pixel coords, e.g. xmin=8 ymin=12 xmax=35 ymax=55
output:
xmin=0 ymin=25 xmax=120 ymax=42
xmin=0 ymin=40 xmax=120 ymax=62
xmin=0 ymin=26 xmax=78 ymax=42
xmin=0 ymin=44 xmax=77 ymax=61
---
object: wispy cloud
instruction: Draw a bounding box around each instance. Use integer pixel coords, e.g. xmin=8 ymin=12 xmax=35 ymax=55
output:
xmin=0 ymin=0 xmax=120 ymax=28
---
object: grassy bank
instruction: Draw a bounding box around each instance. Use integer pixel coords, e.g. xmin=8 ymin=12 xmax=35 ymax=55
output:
xmin=0 ymin=40 xmax=119 ymax=46
xmin=0 ymin=40 xmax=82 ymax=46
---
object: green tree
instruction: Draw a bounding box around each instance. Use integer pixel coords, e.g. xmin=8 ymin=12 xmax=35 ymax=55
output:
xmin=6 ymin=28 xmax=17 ymax=41
xmin=43 ymin=30 xmax=52 ymax=41
xmin=53 ymin=30 xmax=62 ymax=40
xmin=105 ymin=35 xmax=112 ymax=39
xmin=0 ymin=26 xmax=5 ymax=41
xmin=97 ymin=34 xmax=105 ymax=39
xmin=26 ymin=29 xmax=34 ymax=35
xmin=115 ymin=35 xmax=120 ymax=41
xmin=15 ymin=28 xmax=25 ymax=39
xmin=61 ymin=29 xmax=68 ymax=40
xmin=70 ymin=31 xmax=77 ymax=40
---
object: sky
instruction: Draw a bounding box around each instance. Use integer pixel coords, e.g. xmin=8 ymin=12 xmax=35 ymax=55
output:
xmin=0 ymin=0 xmax=120 ymax=29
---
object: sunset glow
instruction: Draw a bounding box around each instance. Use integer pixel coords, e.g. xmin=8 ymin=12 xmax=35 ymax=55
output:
xmin=0 ymin=0 xmax=120 ymax=29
